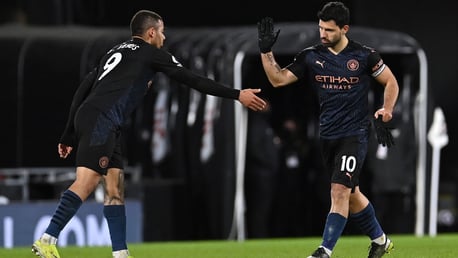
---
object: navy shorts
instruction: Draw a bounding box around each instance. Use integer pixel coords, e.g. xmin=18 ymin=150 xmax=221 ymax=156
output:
xmin=74 ymin=107 xmax=124 ymax=175
xmin=320 ymin=134 xmax=368 ymax=190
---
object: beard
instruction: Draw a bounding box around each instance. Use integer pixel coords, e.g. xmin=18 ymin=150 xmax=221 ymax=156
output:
xmin=321 ymin=33 xmax=342 ymax=48
xmin=321 ymin=38 xmax=338 ymax=48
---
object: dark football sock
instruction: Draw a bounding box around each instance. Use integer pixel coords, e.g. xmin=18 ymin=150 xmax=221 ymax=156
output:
xmin=350 ymin=202 xmax=384 ymax=240
xmin=321 ymin=212 xmax=347 ymax=251
xmin=45 ymin=190 xmax=83 ymax=238
xmin=104 ymin=205 xmax=127 ymax=251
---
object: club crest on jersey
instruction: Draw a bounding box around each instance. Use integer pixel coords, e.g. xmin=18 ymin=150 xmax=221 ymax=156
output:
xmin=99 ymin=156 xmax=109 ymax=169
xmin=347 ymin=59 xmax=359 ymax=71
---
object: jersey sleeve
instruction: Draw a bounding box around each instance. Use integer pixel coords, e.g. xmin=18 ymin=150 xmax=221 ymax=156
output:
xmin=154 ymin=50 xmax=240 ymax=100
xmin=170 ymin=68 xmax=239 ymax=99
xmin=285 ymin=48 xmax=310 ymax=79
xmin=59 ymin=68 xmax=97 ymax=146
xmin=367 ymin=49 xmax=386 ymax=77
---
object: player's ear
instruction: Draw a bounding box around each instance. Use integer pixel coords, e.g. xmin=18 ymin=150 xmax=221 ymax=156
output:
xmin=147 ymin=27 xmax=155 ymax=39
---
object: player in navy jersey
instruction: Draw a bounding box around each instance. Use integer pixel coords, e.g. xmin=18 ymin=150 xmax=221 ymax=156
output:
xmin=257 ymin=2 xmax=398 ymax=258
xmin=32 ymin=10 xmax=266 ymax=258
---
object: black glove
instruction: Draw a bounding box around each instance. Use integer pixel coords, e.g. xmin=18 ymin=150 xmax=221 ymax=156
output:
xmin=257 ymin=17 xmax=280 ymax=53
xmin=373 ymin=116 xmax=395 ymax=148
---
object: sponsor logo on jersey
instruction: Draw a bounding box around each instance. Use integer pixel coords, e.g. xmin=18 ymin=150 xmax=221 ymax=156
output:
xmin=315 ymin=75 xmax=359 ymax=90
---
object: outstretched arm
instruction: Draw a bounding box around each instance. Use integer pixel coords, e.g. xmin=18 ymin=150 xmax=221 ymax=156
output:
xmin=169 ymin=68 xmax=266 ymax=111
xmin=258 ymin=17 xmax=298 ymax=87
xmin=260 ymin=52 xmax=298 ymax=87
xmin=238 ymin=88 xmax=266 ymax=111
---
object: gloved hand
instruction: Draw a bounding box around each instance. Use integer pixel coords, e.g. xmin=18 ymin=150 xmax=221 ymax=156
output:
xmin=373 ymin=116 xmax=395 ymax=148
xmin=257 ymin=17 xmax=280 ymax=53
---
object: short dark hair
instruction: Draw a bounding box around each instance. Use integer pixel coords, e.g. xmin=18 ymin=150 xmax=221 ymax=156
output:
xmin=130 ymin=10 xmax=163 ymax=36
xmin=317 ymin=1 xmax=350 ymax=28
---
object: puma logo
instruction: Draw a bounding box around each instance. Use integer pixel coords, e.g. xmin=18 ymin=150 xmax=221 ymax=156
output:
xmin=315 ymin=60 xmax=325 ymax=68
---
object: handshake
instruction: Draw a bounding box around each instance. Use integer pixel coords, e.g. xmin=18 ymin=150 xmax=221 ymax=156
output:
xmin=257 ymin=17 xmax=280 ymax=53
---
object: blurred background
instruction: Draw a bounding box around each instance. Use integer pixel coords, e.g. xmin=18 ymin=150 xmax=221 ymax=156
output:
xmin=0 ymin=0 xmax=456 ymax=247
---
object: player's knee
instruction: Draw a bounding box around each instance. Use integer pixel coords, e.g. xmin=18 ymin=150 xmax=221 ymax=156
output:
xmin=104 ymin=193 xmax=124 ymax=205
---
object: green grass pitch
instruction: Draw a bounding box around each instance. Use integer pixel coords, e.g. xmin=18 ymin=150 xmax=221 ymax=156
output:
xmin=2 ymin=233 xmax=457 ymax=258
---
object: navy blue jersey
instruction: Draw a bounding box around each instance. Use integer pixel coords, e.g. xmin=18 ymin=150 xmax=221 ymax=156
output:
xmin=286 ymin=40 xmax=385 ymax=139
xmin=60 ymin=37 xmax=240 ymax=146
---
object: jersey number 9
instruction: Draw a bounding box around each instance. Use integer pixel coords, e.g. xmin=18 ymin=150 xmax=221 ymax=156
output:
xmin=98 ymin=52 xmax=122 ymax=81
